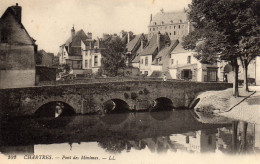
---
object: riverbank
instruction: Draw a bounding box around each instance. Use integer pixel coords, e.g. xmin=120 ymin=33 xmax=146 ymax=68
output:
xmin=219 ymin=86 xmax=260 ymax=124
xmin=193 ymin=86 xmax=260 ymax=124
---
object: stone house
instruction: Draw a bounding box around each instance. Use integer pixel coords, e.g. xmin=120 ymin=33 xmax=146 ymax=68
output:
xmin=138 ymin=33 xmax=171 ymax=76
xmin=59 ymin=27 xmax=92 ymax=75
xmin=151 ymin=39 xmax=179 ymax=74
xmin=148 ymin=9 xmax=192 ymax=41
xmin=0 ymin=3 xmax=37 ymax=89
xmin=81 ymin=39 xmax=103 ymax=74
xmin=168 ymin=43 xmax=219 ymax=82
xmin=125 ymin=33 xmax=147 ymax=68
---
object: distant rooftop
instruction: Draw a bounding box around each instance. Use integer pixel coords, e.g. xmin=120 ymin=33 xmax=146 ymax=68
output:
xmin=149 ymin=10 xmax=188 ymax=26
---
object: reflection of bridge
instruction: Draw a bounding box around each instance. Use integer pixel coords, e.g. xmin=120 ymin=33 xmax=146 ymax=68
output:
xmin=0 ymin=81 xmax=232 ymax=117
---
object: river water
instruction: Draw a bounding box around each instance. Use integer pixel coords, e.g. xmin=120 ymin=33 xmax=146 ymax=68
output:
xmin=0 ymin=110 xmax=260 ymax=160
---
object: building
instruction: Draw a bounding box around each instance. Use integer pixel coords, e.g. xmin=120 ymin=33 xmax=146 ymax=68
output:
xmin=0 ymin=3 xmax=37 ymax=89
xmin=138 ymin=33 xmax=171 ymax=76
xmin=59 ymin=27 xmax=95 ymax=75
xmin=168 ymin=43 xmax=220 ymax=82
xmin=125 ymin=33 xmax=147 ymax=68
xmin=148 ymin=9 xmax=192 ymax=41
xmin=81 ymin=38 xmax=103 ymax=74
xmin=151 ymin=39 xmax=179 ymax=75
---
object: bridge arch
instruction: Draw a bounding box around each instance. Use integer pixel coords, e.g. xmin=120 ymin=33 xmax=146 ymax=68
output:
xmin=35 ymin=101 xmax=76 ymax=118
xmin=103 ymin=98 xmax=130 ymax=114
xmin=150 ymin=97 xmax=173 ymax=112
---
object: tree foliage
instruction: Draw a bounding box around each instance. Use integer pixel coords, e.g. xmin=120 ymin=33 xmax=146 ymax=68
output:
xmin=182 ymin=0 xmax=260 ymax=96
xmin=101 ymin=37 xmax=126 ymax=76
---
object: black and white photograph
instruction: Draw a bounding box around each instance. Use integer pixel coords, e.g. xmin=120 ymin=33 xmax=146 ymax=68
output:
xmin=0 ymin=0 xmax=260 ymax=163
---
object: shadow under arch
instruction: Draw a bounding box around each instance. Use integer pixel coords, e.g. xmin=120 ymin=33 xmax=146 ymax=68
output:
xmin=35 ymin=101 xmax=76 ymax=118
xmin=103 ymin=99 xmax=130 ymax=114
xmin=149 ymin=97 xmax=173 ymax=112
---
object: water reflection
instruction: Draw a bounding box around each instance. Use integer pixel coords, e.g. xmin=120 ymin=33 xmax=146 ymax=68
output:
xmin=0 ymin=110 xmax=260 ymax=155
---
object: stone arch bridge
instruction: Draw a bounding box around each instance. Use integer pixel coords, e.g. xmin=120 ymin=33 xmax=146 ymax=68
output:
xmin=0 ymin=80 xmax=232 ymax=117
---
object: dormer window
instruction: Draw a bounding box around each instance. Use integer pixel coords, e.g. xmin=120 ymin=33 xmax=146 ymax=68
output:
xmin=161 ymin=21 xmax=164 ymax=25
xmin=179 ymin=19 xmax=182 ymax=23
xmin=154 ymin=22 xmax=157 ymax=25
xmin=170 ymin=20 xmax=173 ymax=24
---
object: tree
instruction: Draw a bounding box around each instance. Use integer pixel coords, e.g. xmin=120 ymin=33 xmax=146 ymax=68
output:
xmin=101 ymin=37 xmax=126 ymax=76
xmin=182 ymin=0 xmax=260 ymax=96
xmin=234 ymin=2 xmax=260 ymax=91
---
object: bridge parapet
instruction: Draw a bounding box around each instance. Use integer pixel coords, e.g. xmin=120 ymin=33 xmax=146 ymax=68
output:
xmin=0 ymin=81 xmax=232 ymax=117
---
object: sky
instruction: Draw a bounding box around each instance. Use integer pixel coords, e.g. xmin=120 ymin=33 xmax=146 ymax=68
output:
xmin=0 ymin=0 xmax=191 ymax=54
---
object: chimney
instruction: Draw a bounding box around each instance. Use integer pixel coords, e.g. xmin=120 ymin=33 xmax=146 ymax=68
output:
xmin=87 ymin=32 xmax=92 ymax=39
xmin=127 ymin=32 xmax=130 ymax=43
xmin=12 ymin=3 xmax=22 ymax=23
xmin=71 ymin=25 xmax=75 ymax=38
xmin=157 ymin=32 xmax=161 ymax=51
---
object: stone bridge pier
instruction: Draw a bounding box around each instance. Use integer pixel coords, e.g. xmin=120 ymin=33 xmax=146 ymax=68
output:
xmin=0 ymin=81 xmax=232 ymax=117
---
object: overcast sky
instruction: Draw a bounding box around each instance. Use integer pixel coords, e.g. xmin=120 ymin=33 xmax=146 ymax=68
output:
xmin=0 ymin=0 xmax=191 ymax=54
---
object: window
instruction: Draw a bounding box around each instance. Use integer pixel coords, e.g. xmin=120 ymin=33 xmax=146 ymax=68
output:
xmin=153 ymin=28 xmax=155 ymax=31
xmin=161 ymin=21 xmax=164 ymax=25
xmin=187 ymin=56 xmax=191 ymax=64
xmin=207 ymin=68 xmax=218 ymax=82
xmin=141 ymin=59 xmax=143 ymax=64
xmin=85 ymin=60 xmax=88 ymax=68
xmin=179 ymin=25 xmax=181 ymax=29
xmin=174 ymin=26 xmax=176 ymax=29
xmin=154 ymin=22 xmax=157 ymax=25
xmin=150 ymin=28 xmax=152 ymax=31
xmin=94 ymin=56 xmax=98 ymax=67
xmin=145 ymin=57 xmax=148 ymax=66
xmin=174 ymin=31 xmax=176 ymax=35
xmin=179 ymin=19 xmax=182 ymax=23
xmin=144 ymin=71 xmax=148 ymax=75
xmin=1 ymin=29 xmax=8 ymax=43
xmin=208 ymin=136 xmax=212 ymax=145
xmin=170 ymin=20 xmax=173 ymax=24
xmin=169 ymin=33 xmax=171 ymax=35
xmin=171 ymin=59 xmax=174 ymax=65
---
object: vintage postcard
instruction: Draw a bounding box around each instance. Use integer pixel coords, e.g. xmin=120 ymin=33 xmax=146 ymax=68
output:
xmin=0 ymin=0 xmax=260 ymax=163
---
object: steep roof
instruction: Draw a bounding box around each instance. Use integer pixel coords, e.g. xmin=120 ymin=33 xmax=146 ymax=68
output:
xmin=126 ymin=34 xmax=143 ymax=52
xmin=171 ymin=42 xmax=190 ymax=54
xmin=150 ymin=10 xmax=188 ymax=26
xmin=131 ymin=46 xmax=143 ymax=63
xmin=140 ymin=34 xmax=158 ymax=56
xmin=0 ymin=4 xmax=36 ymax=45
xmin=62 ymin=29 xmax=90 ymax=47
xmin=140 ymin=33 xmax=170 ymax=56
xmin=152 ymin=40 xmax=179 ymax=65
